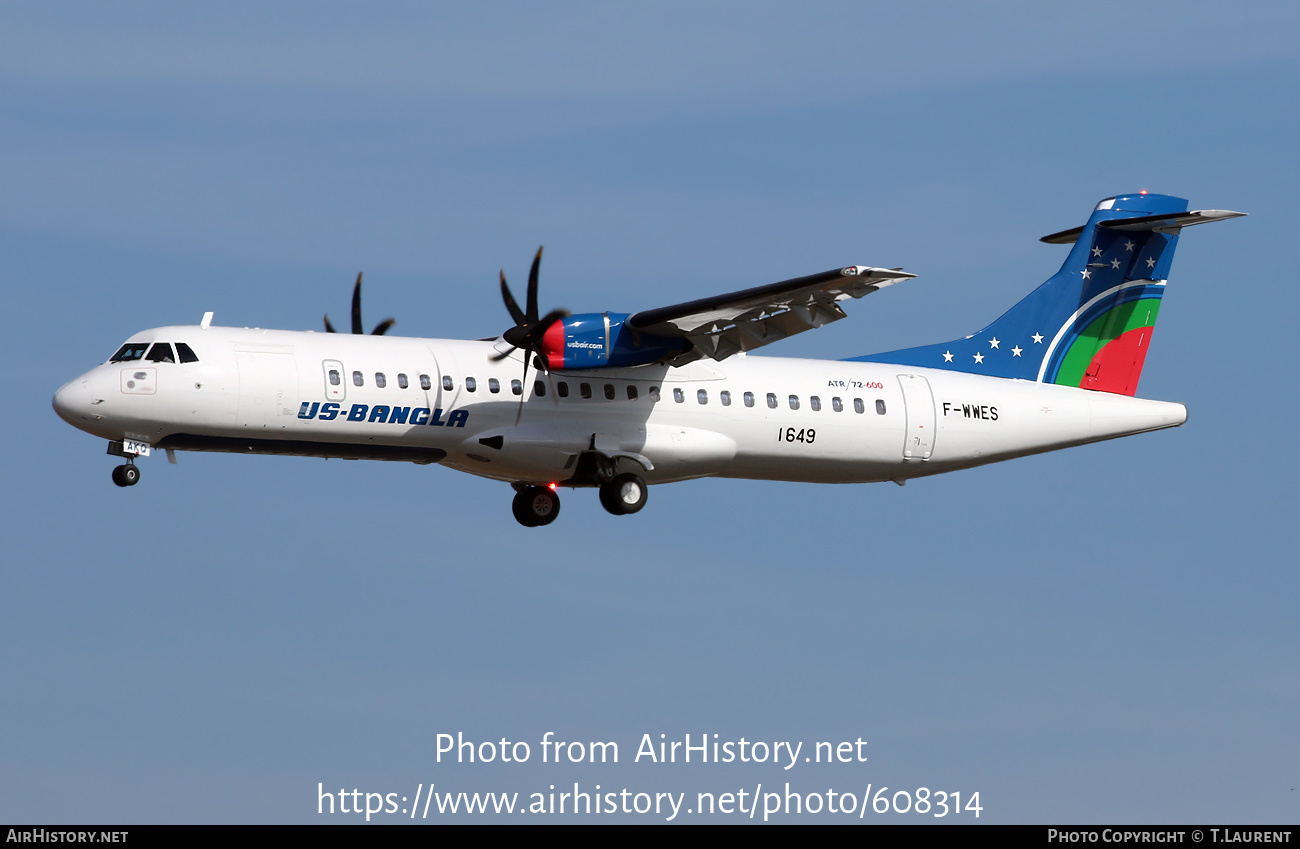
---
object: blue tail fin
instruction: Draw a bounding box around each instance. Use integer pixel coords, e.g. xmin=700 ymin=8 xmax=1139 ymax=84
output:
xmin=850 ymin=193 xmax=1243 ymax=396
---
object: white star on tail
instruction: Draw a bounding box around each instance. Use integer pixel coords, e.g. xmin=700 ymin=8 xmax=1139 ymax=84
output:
xmin=973 ymin=352 xmax=984 ymax=364
xmin=1081 ymin=269 xmax=1092 ymax=280
xmin=1032 ymin=333 xmax=1044 ymax=344
xmin=943 ymin=351 xmax=954 ymax=362
xmin=1124 ymin=240 xmax=1135 ymax=251
xmin=1111 ymin=258 xmax=1121 ymax=269
xmin=1012 ymin=346 xmax=1023 ymax=357
xmin=1146 ymin=257 xmax=1156 ymax=268
xmin=989 ymin=338 xmax=1000 ymax=349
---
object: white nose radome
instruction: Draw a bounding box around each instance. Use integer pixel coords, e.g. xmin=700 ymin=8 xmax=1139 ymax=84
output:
xmin=53 ymin=377 xmax=103 ymax=430
xmin=52 ymin=379 xmax=85 ymax=426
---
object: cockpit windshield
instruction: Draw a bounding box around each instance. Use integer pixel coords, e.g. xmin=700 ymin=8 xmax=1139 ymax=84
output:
xmin=108 ymin=341 xmax=199 ymax=364
xmin=109 ymin=342 xmax=150 ymax=363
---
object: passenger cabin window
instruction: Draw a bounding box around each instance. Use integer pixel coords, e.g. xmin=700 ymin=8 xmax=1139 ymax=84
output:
xmin=580 ymin=383 xmax=592 ymax=399
xmin=466 ymin=377 xmax=477 ymax=392
xmin=604 ymin=384 xmax=615 ymax=400
xmin=534 ymin=380 xmax=547 ymax=397
xmin=854 ymin=398 xmax=865 ymax=414
xmin=109 ymin=342 xmax=149 ymax=363
xmin=697 ymin=389 xmax=708 ymax=405
xmin=557 ymin=381 xmax=569 ymax=398
xmin=876 ymin=399 xmax=887 ymax=415
xmin=175 ymin=343 xmax=199 ymax=363
xmin=720 ymin=390 xmax=731 ymax=406
xmin=329 ymin=370 xmax=341 ymax=386
xmin=420 ymin=374 xmax=432 ymax=390
xmin=832 ymin=397 xmax=843 ymax=412
xmin=649 ymin=386 xmax=661 ymax=401
xmin=744 ymin=391 xmax=755 ymax=408
xmin=810 ymin=396 xmax=821 ymax=412
xmin=442 ymin=376 xmax=453 ymax=391
xmin=511 ymin=379 xmax=522 ymax=396
xmin=767 ymin=393 xmax=777 ymax=409
xmin=145 ymin=343 xmax=175 ymax=363
xmin=353 ymin=371 xmax=364 ymax=387
xmin=789 ymin=395 xmax=799 ymax=410
xmin=375 ymin=373 xmax=387 ymax=388
xmin=627 ymin=385 xmax=638 ymax=401
xmin=489 ymin=378 xmax=500 ymax=394
xmin=398 ymin=373 xmax=409 ymax=389
xmin=673 ymin=388 xmax=685 ymax=403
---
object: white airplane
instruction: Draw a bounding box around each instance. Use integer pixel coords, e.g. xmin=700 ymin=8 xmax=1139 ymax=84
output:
xmin=54 ymin=193 xmax=1243 ymax=527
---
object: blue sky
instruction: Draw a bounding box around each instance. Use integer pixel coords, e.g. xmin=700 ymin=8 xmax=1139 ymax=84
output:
xmin=4 ymin=3 xmax=1297 ymax=823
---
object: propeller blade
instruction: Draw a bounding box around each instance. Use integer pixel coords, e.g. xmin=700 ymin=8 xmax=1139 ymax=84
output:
xmin=350 ymin=273 xmax=364 ymax=334
xmin=324 ymin=314 xmax=337 ymax=333
xmin=515 ymin=348 xmax=530 ymax=425
xmin=526 ymin=247 xmax=542 ymax=323
xmin=500 ymin=271 xmax=527 ymax=326
xmin=370 ymin=319 xmax=395 ymax=336
xmin=495 ymin=248 xmax=566 ymax=371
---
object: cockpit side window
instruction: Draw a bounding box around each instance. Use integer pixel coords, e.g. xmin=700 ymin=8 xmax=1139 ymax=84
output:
xmin=175 ymin=343 xmax=199 ymax=363
xmin=145 ymin=343 xmax=176 ymax=363
xmin=110 ymin=342 xmax=149 ymax=363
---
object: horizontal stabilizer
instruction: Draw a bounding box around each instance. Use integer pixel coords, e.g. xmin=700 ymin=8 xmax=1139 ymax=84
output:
xmin=1041 ymin=209 xmax=1246 ymax=244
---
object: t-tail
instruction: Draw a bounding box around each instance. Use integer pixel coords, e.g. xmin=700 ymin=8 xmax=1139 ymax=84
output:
xmin=850 ymin=193 xmax=1244 ymax=396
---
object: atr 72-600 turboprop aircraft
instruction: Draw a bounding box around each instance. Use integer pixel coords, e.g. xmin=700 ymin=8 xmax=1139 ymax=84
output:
xmin=54 ymin=193 xmax=1243 ymax=526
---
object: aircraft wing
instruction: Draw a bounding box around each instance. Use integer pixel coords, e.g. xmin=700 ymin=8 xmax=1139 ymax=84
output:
xmin=627 ymin=265 xmax=915 ymax=363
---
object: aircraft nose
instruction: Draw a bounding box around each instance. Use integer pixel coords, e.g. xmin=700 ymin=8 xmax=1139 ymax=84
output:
xmin=52 ymin=378 xmax=94 ymax=426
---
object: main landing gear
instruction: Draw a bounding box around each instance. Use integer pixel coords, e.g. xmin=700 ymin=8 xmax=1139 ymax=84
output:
xmin=599 ymin=473 xmax=647 ymax=516
xmin=111 ymin=462 xmax=140 ymax=487
xmin=509 ymin=472 xmax=649 ymax=527
xmin=512 ymin=486 xmax=561 ymax=527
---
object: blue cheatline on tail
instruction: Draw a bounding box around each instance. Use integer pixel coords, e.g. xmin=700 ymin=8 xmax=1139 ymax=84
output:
xmin=848 ymin=193 xmax=1243 ymax=396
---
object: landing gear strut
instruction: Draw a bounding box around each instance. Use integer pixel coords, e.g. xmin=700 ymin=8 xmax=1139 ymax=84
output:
xmin=111 ymin=462 xmax=140 ymax=487
xmin=599 ymin=473 xmax=647 ymax=516
xmin=512 ymin=486 xmax=560 ymax=527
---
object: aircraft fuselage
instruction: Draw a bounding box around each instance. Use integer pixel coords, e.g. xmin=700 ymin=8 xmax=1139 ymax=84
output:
xmin=54 ymin=324 xmax=1187 ymax=490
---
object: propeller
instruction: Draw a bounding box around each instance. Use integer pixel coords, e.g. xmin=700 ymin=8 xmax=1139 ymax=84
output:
xmin=325 ymin=272 xmax=395 ymax=335
xmin=492 ymin=247 xmax=569 ymax=422
xmin=493 ymin=247 xmax=569 ymax=362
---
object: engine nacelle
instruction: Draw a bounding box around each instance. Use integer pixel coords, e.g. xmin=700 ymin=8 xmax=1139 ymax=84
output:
xmin=540 ymin=312 xmax=688 ymax=370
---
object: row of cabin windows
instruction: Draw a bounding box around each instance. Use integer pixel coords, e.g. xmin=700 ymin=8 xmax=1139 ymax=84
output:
xmin=546 ymin=381 xmax=649 ymax=401
xmin=110 ymin=342 xmax=200 ymax=364
xmin=328 ymin=371 xmax=436 ymax=391
xmin=671 ymin=388 xmax=886 ymax=415
xmin=324 ymin=369 xmax=887 ymax=415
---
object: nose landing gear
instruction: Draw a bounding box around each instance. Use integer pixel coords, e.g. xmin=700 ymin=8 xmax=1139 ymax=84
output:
xmin=111 ymin=462 xmax=140 ymax=487
xmin=107 ymin=439 xmax=147 ymax=487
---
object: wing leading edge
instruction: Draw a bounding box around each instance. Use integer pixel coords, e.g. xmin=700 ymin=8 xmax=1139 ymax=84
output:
xmin=628 ymin=265 xmax=915 ymax=363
